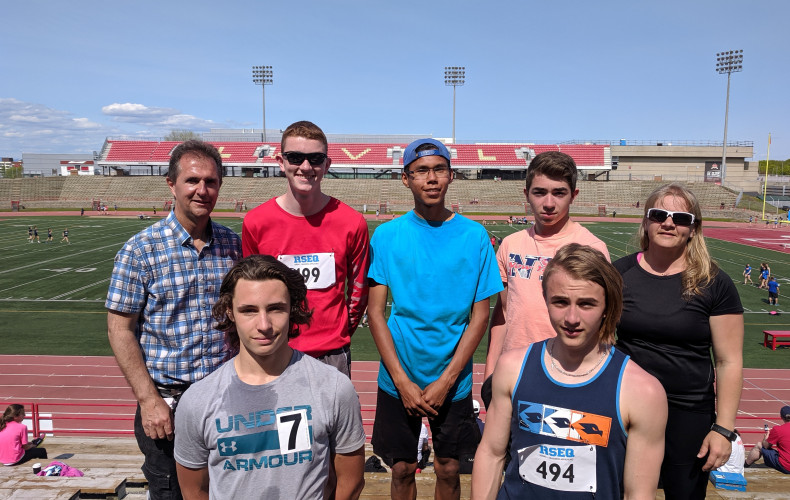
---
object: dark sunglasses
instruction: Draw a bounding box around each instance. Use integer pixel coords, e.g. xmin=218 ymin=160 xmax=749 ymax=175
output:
xmin=282 ymin=151 xmax=327 ymax=166
xmin=646 ymin=208 xmax=696 ymax=226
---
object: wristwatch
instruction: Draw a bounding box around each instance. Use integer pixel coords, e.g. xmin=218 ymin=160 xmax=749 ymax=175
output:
xmin=710 ymin=423 xmax=737 ymax=442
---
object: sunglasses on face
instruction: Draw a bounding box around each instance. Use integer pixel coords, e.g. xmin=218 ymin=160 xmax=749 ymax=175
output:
xmin=646 ymin=208 xmax=696 ymax=227
xmin=282 ymin=151 xmax=328 ymax=166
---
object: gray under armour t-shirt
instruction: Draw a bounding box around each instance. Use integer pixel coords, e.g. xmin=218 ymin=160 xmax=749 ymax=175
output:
xmin=175 ymin=350 xmax=365 ymax=498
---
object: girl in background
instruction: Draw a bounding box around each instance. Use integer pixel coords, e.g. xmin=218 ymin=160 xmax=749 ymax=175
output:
xmin=0 ymin=404 xmax=47 ymax=466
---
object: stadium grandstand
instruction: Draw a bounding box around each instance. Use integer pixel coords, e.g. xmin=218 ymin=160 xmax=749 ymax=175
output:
xmin=8 ymin=131 xmax=790 ymax=218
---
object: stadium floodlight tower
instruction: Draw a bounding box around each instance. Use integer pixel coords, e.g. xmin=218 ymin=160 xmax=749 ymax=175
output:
xmin=715 ymin=50 xmax=743 ymax=184
xmin=444 ymin=66 xmax=465 ymax=144
xmin=252 ymin=65 xmax=274 ymax=142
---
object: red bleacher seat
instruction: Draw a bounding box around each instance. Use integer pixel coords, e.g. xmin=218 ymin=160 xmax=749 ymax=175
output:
xmin=103 ymin=141 xmax=607 ymax=169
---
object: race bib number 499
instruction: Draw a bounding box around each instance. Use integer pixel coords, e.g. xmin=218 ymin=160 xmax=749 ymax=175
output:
xmin=278 ymin=253 xmax=336 ymax=290
xmin=518 ymin=444 xmax=597 ymax=493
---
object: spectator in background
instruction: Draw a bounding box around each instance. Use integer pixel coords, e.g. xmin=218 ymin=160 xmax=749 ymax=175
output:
xmin=759 ymin=263 xmax=770 ymax=289
xmin=0 ymin=404 xmax=47 ymax=466
xmin=106 ymin=140 xmax=241 ymax=500
xmin=768 ymin=276 xmax=780 ymax=306
xmin=472 ymin=399 xmax=484 ymax=436
xmin=416 ymin=423 xmax=431 ymax=471
xmin=716 ymin=429 xmax=745 ymax=475
xmin=743 ymin=263 xmax=753 ymax=285
xmin=241 ymin=120 xmax=369 ymax=377
xmin=745 ymin=406 xmax=790 ymax=474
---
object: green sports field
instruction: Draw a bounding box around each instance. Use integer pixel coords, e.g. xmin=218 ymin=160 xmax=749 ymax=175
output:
xmin=0 ymin=215 xmax=787 ymax=368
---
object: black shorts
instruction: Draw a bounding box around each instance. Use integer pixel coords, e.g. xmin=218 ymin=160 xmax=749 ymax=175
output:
xmin=769 ymin=291 xmax=778 ymax=299
xmin=480 ymin=375 xmax=493 ymax=409
xmin=371 ymin=389 xmax=479 ymax=466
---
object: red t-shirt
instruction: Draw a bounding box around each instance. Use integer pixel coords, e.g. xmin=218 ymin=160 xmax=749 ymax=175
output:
xmin=768 ymin=421 xmax=790 ymax=471
xmin=242 ymin=197 xmax=369 ymax=357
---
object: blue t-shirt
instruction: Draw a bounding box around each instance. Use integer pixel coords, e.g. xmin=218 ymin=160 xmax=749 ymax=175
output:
xmin=744 ymin=265 xmax=751 ymax=275
xmin=368 ymin=211 xmax=503 ymax=401
xmin=768 ymin=280 xmax=780 ymax=293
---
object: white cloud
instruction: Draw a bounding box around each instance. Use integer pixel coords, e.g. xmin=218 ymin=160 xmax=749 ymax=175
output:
xmin=0 ymin=98 xmax=221 ymax=158
xmin=102 ymin=102 xmax=215 ymax=130
xmin=73 ymin=117 xmax=103 ymax=129
xmin=0 ymin=98 xmax=115 ymax=156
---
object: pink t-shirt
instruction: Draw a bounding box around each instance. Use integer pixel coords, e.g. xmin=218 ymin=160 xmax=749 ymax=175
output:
xmin=0 ymin=421 xmax=28 ymax=465
xmin=496 ymin=222 xmax=610 ymax=352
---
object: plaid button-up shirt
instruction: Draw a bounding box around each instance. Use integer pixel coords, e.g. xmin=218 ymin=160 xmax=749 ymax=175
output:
xmin=106 ymin=211 xmax=241 ymax=386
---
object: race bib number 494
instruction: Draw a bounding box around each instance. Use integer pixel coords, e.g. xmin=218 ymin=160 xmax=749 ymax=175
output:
xmin=518 ymin=444 xmax=596 ymax=493
xmin=278 ymin=253 xmax=336 ymax=290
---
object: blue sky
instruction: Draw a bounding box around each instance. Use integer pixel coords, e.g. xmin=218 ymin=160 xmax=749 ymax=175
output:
xmin=2 ymin=0 xmax=789 ymax=161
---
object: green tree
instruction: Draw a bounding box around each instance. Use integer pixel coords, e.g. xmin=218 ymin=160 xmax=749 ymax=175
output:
xmin=758 ymin=159 xmax=790 ymax=176
xmin=164 ymin=129 xmax=200 ymax=141
xmin=2 ymin=165 xmax=23 ymax=178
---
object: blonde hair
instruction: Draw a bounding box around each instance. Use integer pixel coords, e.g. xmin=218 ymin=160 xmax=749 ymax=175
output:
xmin=637 ymin=183 xmax=717 ymax=299
xmin=542 ymin=243 xmax=623 ymax=345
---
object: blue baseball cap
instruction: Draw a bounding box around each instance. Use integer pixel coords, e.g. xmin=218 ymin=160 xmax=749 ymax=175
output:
xmin=403 ymin=138 xmax=451 ymax=169
xmin=781 ymin=406 xmax=790 ymax=419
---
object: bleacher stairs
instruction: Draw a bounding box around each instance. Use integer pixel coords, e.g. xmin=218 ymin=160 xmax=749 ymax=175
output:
xmin=1 ymin=437 xmax=786 ymax=499
xmin=0 ymin=177 xmax=746 ymax=218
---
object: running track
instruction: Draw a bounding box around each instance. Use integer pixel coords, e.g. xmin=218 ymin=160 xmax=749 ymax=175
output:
xmin=0 ymin=355 xmax=787 ymax=444
xmin=1 ymin=215 xmax=787 ymax=439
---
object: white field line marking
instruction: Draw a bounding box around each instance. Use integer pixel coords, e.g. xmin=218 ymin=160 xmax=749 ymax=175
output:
xmin=0 ymin=242 xmax=122 ymax=274
xmin=50 ymin=278 xmax=111 ymax=299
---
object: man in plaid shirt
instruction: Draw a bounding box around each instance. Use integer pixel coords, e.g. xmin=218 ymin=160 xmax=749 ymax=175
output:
xmin=106 ymin=140 xmax=241 ymax=500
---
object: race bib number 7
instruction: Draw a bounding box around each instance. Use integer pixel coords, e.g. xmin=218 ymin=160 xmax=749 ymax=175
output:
xmin=276 ymin=409 xmax=311 ymax=453
xmin=278 ymin=253 xmax=336 ymax=290
xmin=518 ymin=444 xmax=597 ymax=493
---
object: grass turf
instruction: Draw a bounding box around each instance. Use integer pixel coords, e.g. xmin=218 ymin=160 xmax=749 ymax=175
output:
xmin=0 ymin=215 xmax=787 ymax=368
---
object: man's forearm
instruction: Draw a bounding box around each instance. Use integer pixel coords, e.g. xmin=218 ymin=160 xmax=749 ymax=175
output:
xmin=107 ymin=314 xmax=158 ymax=403
xmin=110 ymin=335 xmax=158 ymax=402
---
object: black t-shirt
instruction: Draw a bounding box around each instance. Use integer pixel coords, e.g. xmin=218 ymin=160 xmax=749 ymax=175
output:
xmin=614 ymin=253 xmax=743 ymax=411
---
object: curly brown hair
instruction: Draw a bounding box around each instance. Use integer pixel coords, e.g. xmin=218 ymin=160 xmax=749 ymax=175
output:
xmin=212 ymin=255 xmax=312 ymax=354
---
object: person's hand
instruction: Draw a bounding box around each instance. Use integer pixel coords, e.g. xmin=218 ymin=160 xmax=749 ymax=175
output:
xmin=698 ymin=430 xmax=732 ymax=471
xmin=140 ymin=395 xmax=174 ymax=441
xmin=421 ymin=378 xmax=453 ymax=418
xmin=396 ymin=379 xmax=436 ymax=418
